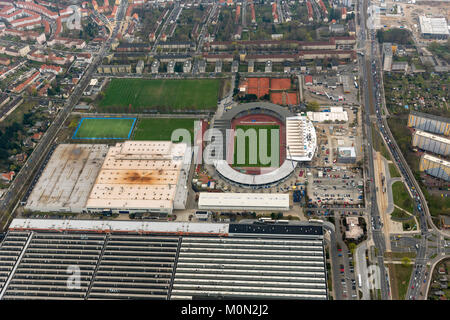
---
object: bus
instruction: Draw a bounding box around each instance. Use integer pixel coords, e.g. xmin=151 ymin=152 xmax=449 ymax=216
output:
xmin=358 ymin=274 xmax=362 ymax=288
xmin=308 ymin=219 xmax=324 ymax=224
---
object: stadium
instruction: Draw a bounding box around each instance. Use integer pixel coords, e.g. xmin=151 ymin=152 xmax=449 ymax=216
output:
xmin=0 ymin=219 xmax=328 ymax=300
xmin=211 ymin=102 xmax=316 ymax=188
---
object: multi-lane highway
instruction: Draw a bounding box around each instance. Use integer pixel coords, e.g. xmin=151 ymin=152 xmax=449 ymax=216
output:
xmin=357 ymin=0 xmax=390 ymax=300
xmin=0 ymin=0 xmax=129 ymax=230
xmin=359 ymin=0 xmax=449 ymax=300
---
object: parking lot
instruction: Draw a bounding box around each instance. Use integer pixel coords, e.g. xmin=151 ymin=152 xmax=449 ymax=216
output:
xmin=307 ymin=168 xmax=364 ymax=206
xmin=338 ymin=247 xmax=358 ymax=299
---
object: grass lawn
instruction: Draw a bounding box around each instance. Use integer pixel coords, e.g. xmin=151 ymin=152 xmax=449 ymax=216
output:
xmin=391 ymin=207 xmax=411 ymax=220
xmin=392 ymin=181 xmax=414 ymax=213
xmin=389 ymin=163 xmax=400 ymax=178
xmin=233 ymin=125 xmax=280 ymax=167
xmin=388 ymin=262 xmax=413 ymax=300
xmin=132 ymin=118 xmax=196 ymax=143
xmin=98 ymin=78 xmax=221 ymax=112
xmin=371 ymin=124 xmax=391 ymax=159
xmin=73 ymin=117 xmax=136 ymax=139
xmin=384 ymin=252 xmax=417 ymax=259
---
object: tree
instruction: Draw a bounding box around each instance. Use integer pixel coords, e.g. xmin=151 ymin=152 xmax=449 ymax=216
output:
xmin=306 ymin=100 xmax=320 ymax=111
xmin=401 ymin=256 xmax=411 ymax=267
xmin=348 ymin=242 xmax=356 ymax=255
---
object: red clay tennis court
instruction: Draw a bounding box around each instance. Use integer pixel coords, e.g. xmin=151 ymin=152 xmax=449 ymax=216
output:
xmin=270 ymin=92 xmax=299 ymax=105
xmin=270 ymin=78 xmax=291 ymax=90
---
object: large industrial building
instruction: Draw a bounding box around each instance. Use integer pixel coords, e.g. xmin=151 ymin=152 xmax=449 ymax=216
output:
xmin=408 ymin=111 xmax=450 ymax=136
xmin=286 ymin=114 xmax=317 ymax=162
xmin=0 ymin=219 xmax=328 ymax=300
xmin=419 ymin=154 xmax=450 ymax=182
xmin=419 ymin=16 xmax=449 ymax=39
xmin=211 ymin=102 xmax=316 ymax=188
xmin=24 ymin=144 xmax=109 ymax=213
xmin=25 ymin=141 xmax=192 ymax=214
xmin=198 ymin=192 xmax=290 ymax=211
xmin=412 ymin=130 xmax=450 ymax=157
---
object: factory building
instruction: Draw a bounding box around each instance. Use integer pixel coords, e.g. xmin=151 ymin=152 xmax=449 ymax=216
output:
xmin=408 ymin=111 xmax=450 ymax=136
xmin=286 ymin=114 xmax=317 ymax=161
xmin=25 ymin=141 xmax=191 ymax=215
xmin=85 ymin=141 xmax=192 ymax=215
xmin=419 ymin=154 xmax=450 ymax=182
xmin=419 ymin=16 xmax=449 ymax=39
xmin=0 ymin=219 xmax=327 ymax=300
xmin=198 ymin=192 xmax=290 ymax=211
xmin=198 ymin=59 xmax=206 ymax=73
xmin=412 ymin=130 xmax=450 ymax=156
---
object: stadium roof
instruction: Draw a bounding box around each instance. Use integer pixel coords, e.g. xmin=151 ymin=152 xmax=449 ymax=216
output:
xmin=286 ymin=114 xmax=316 ymax=161
xmin=220 ymin=102 xmax=294 ymax=121
xmin=85 ymin=141 xmax=190 ymax=212
xmin=9 ymin=218 xmax=230 ymax=235
xmin=198 ymin=192 xmax=290 ymax=210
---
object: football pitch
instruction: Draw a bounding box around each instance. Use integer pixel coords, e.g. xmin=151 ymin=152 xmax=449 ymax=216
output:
xmin=98 ymin=78 xmax=221 ymax=112
xmin=72 ymin=117 xmax=136 ymax=139
xmin=132 ymin=118 xmax=197 ymax=143
xmin=233 ymin=125 xmax=280 ymax=167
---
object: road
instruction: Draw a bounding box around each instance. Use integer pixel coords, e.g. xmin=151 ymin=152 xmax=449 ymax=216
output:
xmin=357 ymin=0 xmax=390 ymax=300
xmin=0 ymin=0 xmax=129 ymax=230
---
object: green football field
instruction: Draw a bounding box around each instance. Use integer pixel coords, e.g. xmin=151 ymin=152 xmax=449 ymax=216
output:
xmin=133 ymin=118 xmax=197 ymax=143
xmin=233 ymin=125 xmax=280 ymax=167
xmin=73 ymin=118 xmax=136 ymax=139
xmin=98 ymin=78 xmax=221 ymax=112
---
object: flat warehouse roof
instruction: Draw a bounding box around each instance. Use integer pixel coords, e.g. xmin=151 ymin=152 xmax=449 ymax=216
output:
xmin=423 ymin=153 xmax=450 ymax=167
xmin=229 ymin=223 xmax=323 ymax=236
xmin=198 ymin=192 xmax=290 ymax=209
xmin=8 ymin=219 xmax=230 ymax=235
xmin=86 ymin=141 xmax=190 ymax=212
